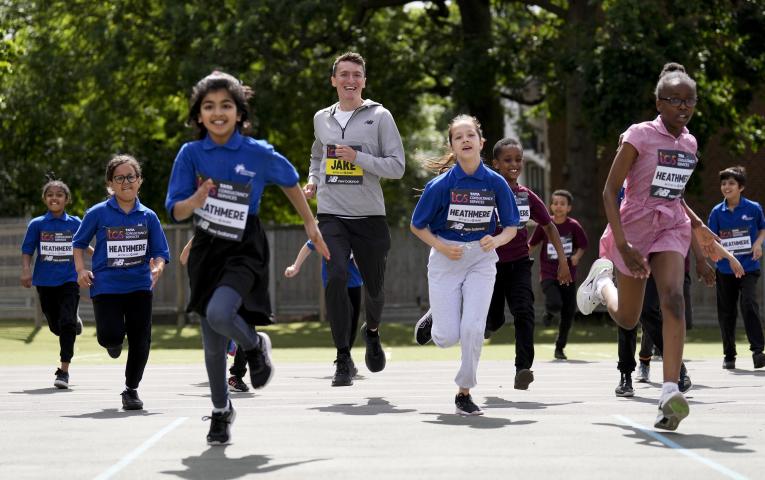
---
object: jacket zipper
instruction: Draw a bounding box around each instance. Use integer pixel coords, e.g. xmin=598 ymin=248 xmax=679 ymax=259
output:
xmin=332 ymin=104 xmax=366 ymax=140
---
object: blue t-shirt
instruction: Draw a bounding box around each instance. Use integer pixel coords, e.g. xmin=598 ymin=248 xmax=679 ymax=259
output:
xmin=709 ymin=196 xmax=765 ymax=274
xmin=411 ymin=162 xmax=519 ymax=242
xmin=73 ymin=196 xmax=170 ymax=297
xmin=165 ymin=130 xmax=300 ymax=221
xmin=21 ymin=211 xmax=81 ymax=286
xmin=306 ymin=240 xmax=363 ymax=288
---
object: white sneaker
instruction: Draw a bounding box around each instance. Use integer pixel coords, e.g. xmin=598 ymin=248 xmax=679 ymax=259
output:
xmin=654 ymin=391 xmax=689 ymax=431
xmin=576 ymin=258 xmax=613 ymax=315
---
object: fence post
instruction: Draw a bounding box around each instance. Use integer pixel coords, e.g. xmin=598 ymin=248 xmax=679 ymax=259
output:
xmin=174 ymin=226 xmax=187 ymax=327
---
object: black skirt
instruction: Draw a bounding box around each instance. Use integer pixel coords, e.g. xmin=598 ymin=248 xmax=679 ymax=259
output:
xmin=187 ymin=215 xmax=273 ymax=325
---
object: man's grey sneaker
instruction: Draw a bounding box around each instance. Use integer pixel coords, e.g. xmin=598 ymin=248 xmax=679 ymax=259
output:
xmin=576 ymin=259 xmax=613 ymax=315
xmin=615 ymin=373 xmax=634 ymax=397
xmin=121 ymin=388 xmax=143 ymax=410
xmin=636 ymin=362 xmax=650 ymax=383
xmin=361 ymin=323 xmax=386 ymax=372
xmin=722 ymin=357 xmax=736 ymax=370
xmin=678 ymin=363 xmax=692 ymax=393
xmin=554 ymin=348 xmax=567 ymax=360
xmin=246 ymin=332 xmax=274 ymax=389
xmin=107 ymin=344 xmax=122 ymax=359
xmin=455 ymin=393 xmax=483 ymax=416
xmin=332 ymin=353 xmax=354 ymax=387
xmin=514 ymin=369 xmax=534 ymax=390
xmin=414 ymin=310 xmax=433 ymax=345
xmin=75 ymin=315 xmax=83 ymax=336
xmin=654 ymin=391 xmax=689 ymax=431
xmin=228 ymin=375 xmax=249 ymax=392
xmin=204 ymin=402 xmax=236 ymax=446
xmin=54 ymin=368 xmax=69 ymax=389
xmin=753 ymin=352 xmax=765 ymax=369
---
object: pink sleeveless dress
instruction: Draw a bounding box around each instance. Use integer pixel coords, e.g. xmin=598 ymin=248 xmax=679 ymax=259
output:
xmin=599 ymin=116 xmax=698 ymax=276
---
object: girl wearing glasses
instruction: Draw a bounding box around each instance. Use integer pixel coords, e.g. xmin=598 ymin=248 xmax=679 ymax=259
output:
xmin=577 ymin=62 xmax=728 ymax=431
xmin=165 ymin=71 xmax=328 ymax=445
xmin=73 ymin=155 xmax=170 ymax=411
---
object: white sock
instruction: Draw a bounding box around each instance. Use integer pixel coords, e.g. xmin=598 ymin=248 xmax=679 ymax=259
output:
xmin=661 ymin=381 xmax=679 ymax=399
xmin=213 ymin=404 xmax=231 ymax=414
xmin=595 ymin=275 xmax=613 ymax=298
xmin=125 ymin=385 xmax=134 ymax=392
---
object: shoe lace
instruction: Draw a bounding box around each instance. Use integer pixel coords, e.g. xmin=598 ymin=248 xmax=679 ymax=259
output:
xmin=202 ymin=412 xmax=231 ymax=435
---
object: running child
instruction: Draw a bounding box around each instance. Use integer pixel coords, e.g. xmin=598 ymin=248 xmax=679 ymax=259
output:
xmin=73 ymin=155 xmax=170 ymax=410
xmin=21 ymin=177 xmax=88 ymax=389
xmin=284 ymin=240 xmax=363 ymax=386
xmin=410 ymin=115 xmax=519 ymax=415
xmin=528 ymin=189 xmax=588 ymax=360
xmin=576 ymin=62 xmax=729 ymax=430
xmin=708 ymin=166 xmax=765 ymax=370
xmin=165 ymin=71 xmax=328 ymax=445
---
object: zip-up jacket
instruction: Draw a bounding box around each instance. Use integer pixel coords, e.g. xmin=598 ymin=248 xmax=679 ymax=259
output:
xmin=309 ymin=99 xmax=405 ymax=216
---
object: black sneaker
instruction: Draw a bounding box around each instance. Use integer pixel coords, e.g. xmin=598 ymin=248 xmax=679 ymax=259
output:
xmin=228 ymin=375 xmax=249 ymax=392
xmin=514 ymin=369 xmax=534 ymax=390
xmin=678 ymin=363 xmax=692 ymax=393
xmin=753 ymin=352 xmax=765 ymax=369
xmin=348 ymin=356 xmax=358 ymax=378
xmin=414 ymin=310 xmax=433 ymax=345
xmin=204 ymin=402 xmax=236 ymax=446
xmin=246 ymin=332 xmax=274 ymax=389
xmin=53 ymin=368 xmax=69 ymax=389
xmin=483 ymin=328 xmax=496 ymax=340
xmin=121 ymin=388 xmax=143 ymax=410
xmin=722 ymin=357 xmax=736 ymax=370
xmin=554 ymin=348 xmax=567 ymax=360
xmin=615 ymin=373 xmax=634 ymax=397
xmin=332 ymin=353 xmax=353 ymax=387
xmin=75 ymin=315 xmax=83 ymax=336
xmin=455 ymin=393 xmax=483 ymax=416
xmin=107 ymin=344 xmax=122 ymax=359
xmin=361 ymin=323 xmax=386 ymax=372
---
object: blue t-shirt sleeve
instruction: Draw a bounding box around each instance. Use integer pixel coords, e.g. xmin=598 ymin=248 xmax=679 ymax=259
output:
xmin=495 ymin=179 xmax=520 ymax=228
xmin=306 ymin=240 xmax=315 ymax=251
xmin=21 ymin=219 xmax=39 ymax=255
xmin=165 ymin=144 xmax=198 ymax=222
xmin=411 ymin=180 xmax=440 ymax=229
xmin=147 ymin=211 xmax=171 ymax=262
xmin=263 ymin=147 xmax=300 ymax=187
xmin=708 ymin=207 xmax=719 ymax=235
xmin=73 ymin=207 xmax=99 ymax=249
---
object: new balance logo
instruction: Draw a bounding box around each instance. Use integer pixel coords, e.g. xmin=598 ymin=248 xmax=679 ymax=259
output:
xmin=365 ymin=120 xmax=374 ymax=125
xmin=113 ymin=259 xmax=124 ymax=266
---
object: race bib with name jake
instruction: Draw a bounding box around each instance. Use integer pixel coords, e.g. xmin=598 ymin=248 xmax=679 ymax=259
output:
xmin=106 ymin=226 xmax=148 ymax=268
xmin=514 ymin=192 xmax=530 ymax=226
xmin=650 ymin=150 xmax=697 ymax=200
xmin=447 ymin=189 xmax=496 ymax=233
xmin=39 ymin=231 xmax=73 ymax=263
xmin=547 ymin=235 xmax=573 ymax=260
xmin=325 ymin=145 xmax=363 ymax=185
xmin=194 ymin=176 xmax=251 ymax=242
xmin=719 ymin=228 xmax=752 ymax=256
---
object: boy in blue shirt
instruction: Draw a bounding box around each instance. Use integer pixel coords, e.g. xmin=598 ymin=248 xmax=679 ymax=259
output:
xmin=708 ymin=166 xmax=765 ymax=370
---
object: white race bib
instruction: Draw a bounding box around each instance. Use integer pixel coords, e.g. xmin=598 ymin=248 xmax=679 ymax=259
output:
xmin=547 ymin=235 xmax=573 ymax=260
xmin=447 ymin=189 xmax=496 ymax=233
xmin=719 ymin=228 xmax=752 ymax=256
xmin=106 ymin=226 xmax=148 ymax=268
xmin=39 ymin=231 xmax=73 ymax=263
xmin=515 ymin=192 xmax=530 ymax=226
xmin=194 ymin=177 xmax=251 ymax=242
xmin=650 ymin=150 xmax=696 ymax=199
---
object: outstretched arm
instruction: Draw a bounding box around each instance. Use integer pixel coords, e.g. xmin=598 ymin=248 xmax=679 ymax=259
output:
xmin=285 ymin=244 xmax=313 ymax=278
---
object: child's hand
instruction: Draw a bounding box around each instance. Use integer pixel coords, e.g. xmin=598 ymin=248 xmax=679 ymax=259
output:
xmin=557 ymin=262 xmax=572 ymax=285
xmin=77 ymin=269 xmax=94 ymax=288
xmin=438 ymin=243 xmax=464 ymax=260
xmin=190 ymin=178 xmax=215 ymax=209
xmin=753 ymin=244 xmax=763 ymax=261
xmin=20 ymin=268 xmax=32 ymax=288
xmin=284 ymin=264 xmax=299 ymax=278
xmin=479 ymin=234 xmax=498 ymax=252
xmin=695 ymin=259 xmax=716 ymax=287
xmin=693 ymin=225 xmax=722 ymax=261
xmin=617 ymin=242 xmax=650 ymax=279
xmin=303 ymin=183 xmax=317 ymax=199
xmin=729 ymin=255 xmax=745 ymax=278
xmin=150 ymin=258 xmax=165 ymax=289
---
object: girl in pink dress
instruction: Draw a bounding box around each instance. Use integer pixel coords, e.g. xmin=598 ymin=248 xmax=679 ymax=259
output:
xmin=577 ymin=63 xmax=732 ymax=431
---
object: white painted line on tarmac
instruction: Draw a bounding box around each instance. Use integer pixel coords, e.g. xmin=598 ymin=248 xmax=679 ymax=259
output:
xmin=93 ymin=416 xmax=188 ymax=480
xmin=613 ymin=415 xmax=749 ymax=480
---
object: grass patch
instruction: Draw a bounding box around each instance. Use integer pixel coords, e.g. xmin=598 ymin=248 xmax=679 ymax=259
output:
xmin=0 ymin=320 xmax=737 ymax=366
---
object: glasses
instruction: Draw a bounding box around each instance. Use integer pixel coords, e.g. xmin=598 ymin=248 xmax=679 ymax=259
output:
xmin=659 ymin=97 xmax=698 ymax=108
xmin=112 ymin=174 xmax=140 ymax=184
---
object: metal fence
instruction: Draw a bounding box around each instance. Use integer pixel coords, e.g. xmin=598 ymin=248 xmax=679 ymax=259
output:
xmin=0 ymin=217 xmax=751 ymax=326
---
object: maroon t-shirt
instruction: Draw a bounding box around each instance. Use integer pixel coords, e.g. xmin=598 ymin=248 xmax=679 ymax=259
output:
xmin=529 ymin=217 xmax=588 ymax=281
xmin=495 ymin=184 xmax=551 ymax=263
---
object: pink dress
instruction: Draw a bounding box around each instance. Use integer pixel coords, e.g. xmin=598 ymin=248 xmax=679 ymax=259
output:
xmin=599 ymin=116 xmax=698 ymax=276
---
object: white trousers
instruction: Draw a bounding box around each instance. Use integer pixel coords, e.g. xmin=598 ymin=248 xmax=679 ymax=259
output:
xmin=428 ymin=237 xmax=498 ymax=389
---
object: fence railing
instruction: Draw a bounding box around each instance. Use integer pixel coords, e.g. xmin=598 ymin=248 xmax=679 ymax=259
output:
xmin=0 ymin=217 xmax=750 ymax=326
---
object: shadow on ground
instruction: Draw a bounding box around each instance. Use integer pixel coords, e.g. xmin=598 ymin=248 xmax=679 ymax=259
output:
xmin=310 ymin=397 xmax=415 ymax=415
xmin=596 ymin=422 xmax=755 ymax=453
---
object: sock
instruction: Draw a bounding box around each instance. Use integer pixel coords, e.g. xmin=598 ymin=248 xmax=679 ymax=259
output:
xmin=595 ymin=275 xmax=613 ymax=298
xmin=661 ymin=381 xmax=679 ymax=399
xmin=125 ymin=385 xmax=134 ymax=392
xmin=366 ymin=328 xmax=379 ymax=338
xmin=212 ymin=403 xmax=231 ymax=414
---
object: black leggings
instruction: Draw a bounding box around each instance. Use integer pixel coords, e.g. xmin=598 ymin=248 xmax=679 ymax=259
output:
xmin=92 ymin=291 xmax=153 ymax=389
xmin=37 ymin=282 xmax=80 ymax=363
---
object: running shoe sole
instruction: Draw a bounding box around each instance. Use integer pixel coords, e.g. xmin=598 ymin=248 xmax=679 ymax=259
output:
xmin=414 ymin=311 xmax=433 ymax=345
xmin=654 ymin=391 xmax=689 ymax=431
xmin=576 ymin=259 xmax=613 ymax=315
xmin=514 ymin=369 xmax=534 ymax=390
